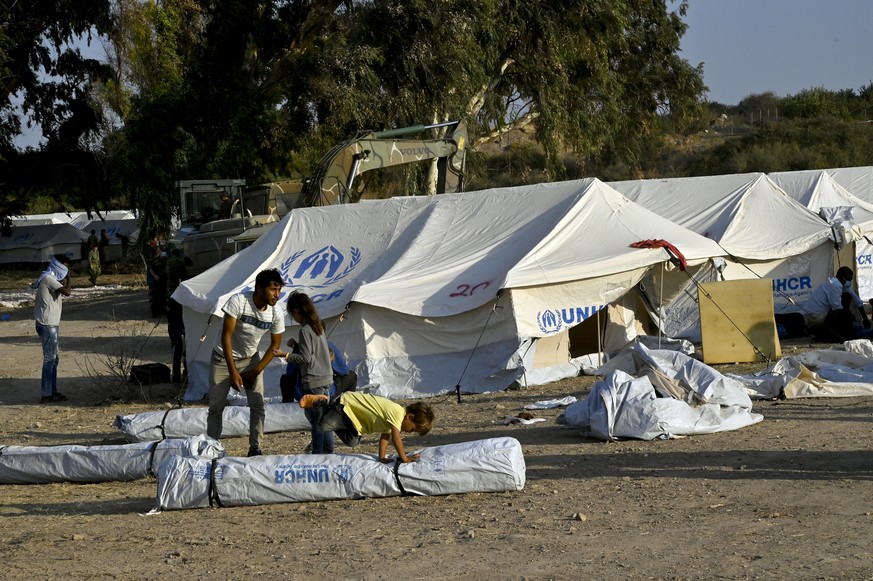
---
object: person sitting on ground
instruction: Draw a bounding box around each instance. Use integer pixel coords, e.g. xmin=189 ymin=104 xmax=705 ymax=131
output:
xmin=803 ymin=266 xmax=871 ymax=342
xmin=299 ymin=392 xmax=433 ymax=463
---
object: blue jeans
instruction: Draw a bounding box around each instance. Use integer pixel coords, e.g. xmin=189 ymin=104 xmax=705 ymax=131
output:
xmin=304 ymin=385 xmax=334 ymax=454
xmin=35 ymin=323 xmax=59 ymax=397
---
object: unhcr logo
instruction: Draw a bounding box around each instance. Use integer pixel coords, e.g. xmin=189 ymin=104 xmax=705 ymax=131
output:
xmin=537 ymin=305 xmax=606 ymax=334
xmin=280 ymin=245 xmax=361 ymax=290
xmin=537 ymin=309 xmax=562 ymax=334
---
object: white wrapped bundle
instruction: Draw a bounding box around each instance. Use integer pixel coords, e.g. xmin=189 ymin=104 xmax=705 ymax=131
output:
xmin=114 ymin=402 xmax=311 ymax=442
xmin=0 ymin=435 xmax=225 ymax=484
xmin=156 ymin=437 xmax=525 ymax=510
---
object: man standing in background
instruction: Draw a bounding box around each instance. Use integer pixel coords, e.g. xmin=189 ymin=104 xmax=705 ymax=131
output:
xmin=33 ymin=255 xmax=72 ymax=403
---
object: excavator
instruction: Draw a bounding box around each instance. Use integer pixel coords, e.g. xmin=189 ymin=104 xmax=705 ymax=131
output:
xmin=176 ymin=120 xmax=467 ymax=275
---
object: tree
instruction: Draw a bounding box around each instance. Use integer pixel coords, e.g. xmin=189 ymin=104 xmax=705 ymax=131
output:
xmin=4 ymin=0 xmax=706 ymax=236
xmin=781 ymin=87 xmax=850 ymax=121
xmin=315 ymin=0 xmax=706 ymax=179
xmin=0 ymin=0 xmax=113 ymax=232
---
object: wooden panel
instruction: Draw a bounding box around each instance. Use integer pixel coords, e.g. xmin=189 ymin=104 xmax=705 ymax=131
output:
xmin=533 ymin=331 xmax=569 ymax=368
xmin=699 ymin=279 xmax=781 ymax=364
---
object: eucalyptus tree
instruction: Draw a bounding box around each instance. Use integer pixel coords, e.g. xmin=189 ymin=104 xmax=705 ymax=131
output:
xmin=309 ymin=0 xmax=706 ymax=179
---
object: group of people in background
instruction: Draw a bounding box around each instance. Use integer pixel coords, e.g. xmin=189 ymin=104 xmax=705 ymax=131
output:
xmin=83 ymin=228 xmax=133 ymax=286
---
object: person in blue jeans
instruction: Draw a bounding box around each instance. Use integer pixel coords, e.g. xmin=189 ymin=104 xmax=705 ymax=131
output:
xmin=32 ymin=255 xmax=72 ymax=403
xmin=273 ymin=292 xmax=334 ymax=454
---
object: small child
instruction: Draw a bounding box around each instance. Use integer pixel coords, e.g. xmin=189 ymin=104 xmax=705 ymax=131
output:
xmin=300 ymin=392 xmax=433 ymax=463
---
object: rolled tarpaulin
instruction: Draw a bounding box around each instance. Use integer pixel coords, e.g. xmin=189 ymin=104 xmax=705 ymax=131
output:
xmin=0 ymin=435 xmax=225 ymax=484
xmin=114 ymin=402 xmax=311 ymax=442
xmin=155 ymin=437 xmax=525 ymax=510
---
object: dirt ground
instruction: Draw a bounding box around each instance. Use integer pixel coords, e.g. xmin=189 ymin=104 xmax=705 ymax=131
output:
xmin=1 ymin=271 xmax=872 ymax=580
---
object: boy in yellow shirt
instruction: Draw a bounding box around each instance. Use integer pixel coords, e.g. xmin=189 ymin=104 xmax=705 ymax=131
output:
xmin=300 ymin=391 xmax=433 ymax=463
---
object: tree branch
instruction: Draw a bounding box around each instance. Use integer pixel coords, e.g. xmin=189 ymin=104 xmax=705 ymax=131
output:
xmin=472 ymin=110 xmax=538 ymax=148
xmin=466 ymin=57 xmax=514 ymax=118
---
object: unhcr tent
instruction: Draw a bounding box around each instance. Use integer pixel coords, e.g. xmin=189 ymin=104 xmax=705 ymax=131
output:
xmin=174 ymin=178 xmax=726 ymax=400
xmin=0 ymin=223 xmax=87 ymax=264
xmin=769 ymin=169 xmax=873 ymax=300
xmin=609 ymin=173 xmax=835 ymax=333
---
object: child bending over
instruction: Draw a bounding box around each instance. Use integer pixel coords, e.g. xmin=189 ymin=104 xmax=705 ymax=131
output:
xmin=300 ymin=392 xmax=433 ymax=463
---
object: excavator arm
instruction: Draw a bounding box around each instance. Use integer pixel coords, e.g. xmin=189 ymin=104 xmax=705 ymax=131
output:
xmin=305 ymin=120 xmax=467 ymax=205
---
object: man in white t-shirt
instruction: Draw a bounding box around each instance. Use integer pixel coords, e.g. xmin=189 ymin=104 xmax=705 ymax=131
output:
xmin=207 ymin=269 xmax=286 ymax=456
xmin=33 ymin=255 xmax=72 ymax=403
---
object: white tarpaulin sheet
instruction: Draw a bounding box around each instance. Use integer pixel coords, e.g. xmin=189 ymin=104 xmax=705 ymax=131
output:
xmin=175 ymin=178 xmax=726 ymax=399
xmin=155 ymin=437 xmax=525 ymax=510
xmin=562 ymin=344 xmax=763 ymax=440
xmin=114 ymin=403 xmax=311 ymax=442
xmin=730 ymin=340 xmax=873 ymax=399
xmin=0 ymin=435 xmax=224 ymax=484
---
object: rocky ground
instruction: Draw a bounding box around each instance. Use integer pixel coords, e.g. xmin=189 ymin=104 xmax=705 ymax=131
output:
xmin=0 ymin=270 xmax=871 ymax=580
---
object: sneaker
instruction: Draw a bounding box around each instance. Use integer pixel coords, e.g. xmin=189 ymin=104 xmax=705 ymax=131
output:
xmin=39 ymin=393 xmax=68 ymax=404
xmin=247 ymin=447 xmax=263 ymax=457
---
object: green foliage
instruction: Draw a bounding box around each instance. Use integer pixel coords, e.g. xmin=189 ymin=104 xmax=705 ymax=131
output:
xmin=781 ymin=87 xmax=850 ymax=120
xmin=687 ymin=118 xmax=873 ymax=176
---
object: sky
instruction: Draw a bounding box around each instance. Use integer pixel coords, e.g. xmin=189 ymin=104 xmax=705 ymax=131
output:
xmin=680 ymin=0 xmax=873 ymax=105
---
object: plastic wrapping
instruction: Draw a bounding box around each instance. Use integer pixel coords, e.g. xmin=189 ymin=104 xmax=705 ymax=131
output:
xmin=155 ymin=437 xmax=525 ymax=510
xmin=0 ymin=435 xmax=225 ymax=484
xmin=563 ymin=343 xmax=763 ymax=440
xmin=114 ymin=402 xmax=311 ymax=442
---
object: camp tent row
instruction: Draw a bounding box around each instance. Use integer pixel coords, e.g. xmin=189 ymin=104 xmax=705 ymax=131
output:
xmin=2 ymin=211 xmax=139 ymax=264
xmin=173 ymin=167 xmax=873 ymax=400
xmin=174 ymin=178 xmax=730 ymax=400
xmin=608 ymin=172 xmax=838 ymax=339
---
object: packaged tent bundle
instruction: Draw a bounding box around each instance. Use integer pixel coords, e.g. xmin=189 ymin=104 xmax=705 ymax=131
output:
xmin=156 ymin=437 xmax=526 ymax=510
xmin=173 ymin=178 xmax=728 ymax=401
xmin=0 ymin=435 xmax=224 ymax=485
xmin=114 ymin=402 xmax=311 ymax=442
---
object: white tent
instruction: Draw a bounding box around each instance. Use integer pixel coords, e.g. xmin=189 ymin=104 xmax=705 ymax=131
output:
xmin=10 ymin=213 xmax=72 ymax=226
xmin=609 ymin=173 xmax=835 ymax=320
xmin=174 ymin=178 xmax=727 ymax=400
xmin=0 ymin=223 xmax=87 ymax=264
xmin=769 ymin=169 xmax=873 ymax=300
xmin=827 ymin=166 xmax=873 ymax=204
xmin=68 ymin=210 xmax=137 ymax=229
